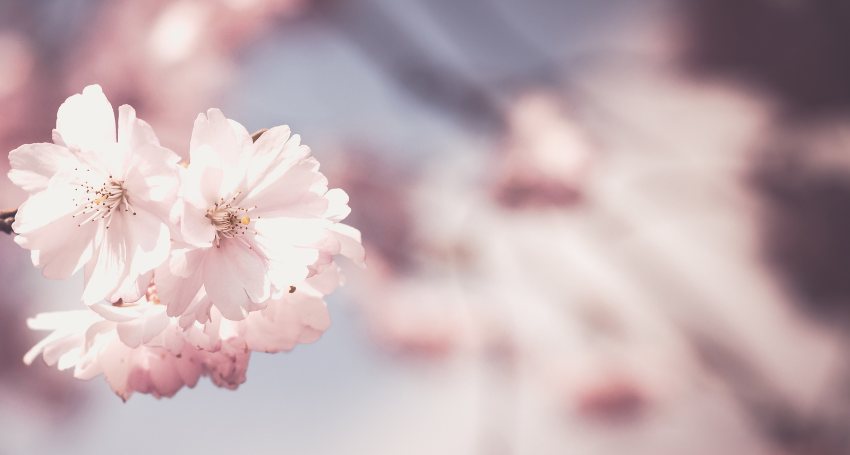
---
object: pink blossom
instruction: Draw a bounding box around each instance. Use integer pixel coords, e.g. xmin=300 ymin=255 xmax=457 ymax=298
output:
xmin=22 ymin=298 xmax=247 ymax=401
xmin=156 ymin=109 xmax=364 ymax=321
xmin=23 ymin=265 xmax=341 ymax=400
xmin=9 ymin=85 xmax=181 ymax=305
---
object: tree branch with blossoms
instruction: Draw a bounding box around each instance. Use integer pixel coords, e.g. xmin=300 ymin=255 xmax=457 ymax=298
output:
xmin=5 ymin=84 xmax=365 ymax=400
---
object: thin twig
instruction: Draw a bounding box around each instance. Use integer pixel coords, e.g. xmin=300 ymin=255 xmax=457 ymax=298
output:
xmin=0 ymin=208 xmax=17 ymax=235
xmin=251 ymin=129 xmax=268 ymax=143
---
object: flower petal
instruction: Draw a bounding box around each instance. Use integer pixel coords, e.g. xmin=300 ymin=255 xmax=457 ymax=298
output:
xmin=56 ymin=85 xmax=116 ymax=153
xmin=117 ymin=104 xmax=160 ymax=150
xmin=190 ymin=109 xmax=243 ymax=171
xmin=115 ymin=306 xmax=170 ymax=348
xmin=13 ymin=184 xmax=100 ymax=279
xmin=181 ymin=201 xmax=216 ymax=247
xmin=331 ymin=223 xmax=366 ymax=267
xmin=8 ymin=143 xmax=77 ymax=193
xmin=244 ymin=291 xmax=331 ymax=353
xmin=203 ymin=239 xmax=270 ymax=320
xmin=156 ymin=249 xmax=206 ymax=317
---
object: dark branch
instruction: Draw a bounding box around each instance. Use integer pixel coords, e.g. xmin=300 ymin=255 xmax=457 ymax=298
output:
xmin=0 ymin=208 xmax=17 ymax=235
xmin=251 ymin=129 xmax=268 ymax=143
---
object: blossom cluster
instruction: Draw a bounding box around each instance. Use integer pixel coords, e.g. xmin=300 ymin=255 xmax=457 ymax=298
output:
xmin=9 ymin=85 xmax=364 ymax=400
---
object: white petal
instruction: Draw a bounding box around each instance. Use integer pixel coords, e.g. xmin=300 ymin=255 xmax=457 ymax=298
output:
xmin=156 ymin=250 xmax=206 ymax=317
xmin=115 ymin=306 xmax=170 ymax=348
xmin=243 ymin=292 xmax=331 ymax=353
xmin=56 ymin=85 xmax=116 ymax=153
xmin=189 ymin=109 xmax=242 ymax=170
xmin=105 ymin=269 xmax=153 ymax=304
xmin=304 ymin=263 xmax=343 ymax=295
xmin=123 ymin=143 xmax=180 ymax=204
xmin=88 ymin=303 xmax=143 ymax=322
xmin=181 ymin=201 xmax=216 ymax=247
xmin=183 ymin=144 xmax=223 ymax=208
xmin=13 ymin=184 xmax=100 ymax=279
xmin=324 ymin=188 xmax=352 ymax=222
xmin=8 ymin=143 xmax=77 ymax=193
xmin=81 ymin=214 xmax=130 ymax=305
xmin=203 ymin=239 xmax=270 ymax=320
xmin=331 ymin=223 xmax=366 ymax=267
xmin=117 ymin=104 xmax=160 ymax=150
xmin=122 ymin=204 xmax=172 ymax=275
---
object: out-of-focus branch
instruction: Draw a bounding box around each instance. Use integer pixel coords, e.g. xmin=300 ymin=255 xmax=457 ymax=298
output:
xmin=310 ymin=0 xmax=504 ymax=131
xmin=1 ymin=208 xmax=17 ymax=234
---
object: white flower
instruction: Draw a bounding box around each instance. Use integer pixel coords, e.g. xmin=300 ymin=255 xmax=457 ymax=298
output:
xmin=9 ymin=85 xmax=182 ymax=305
xmin=156 ymin=108 xmax=364 ymax=321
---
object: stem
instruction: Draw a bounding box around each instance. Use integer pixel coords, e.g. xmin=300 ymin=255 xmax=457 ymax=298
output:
xmin=0 ymin=208 xmax=16 ymax=234
xmin=251 ymin=129 xmax=268 ymax=143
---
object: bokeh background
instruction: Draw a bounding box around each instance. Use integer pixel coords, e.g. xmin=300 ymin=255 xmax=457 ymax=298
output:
xmin=2 ymin=0 xmax=850 ymax=454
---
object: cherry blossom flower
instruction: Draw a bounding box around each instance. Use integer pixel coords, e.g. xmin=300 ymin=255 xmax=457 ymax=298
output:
xmin=22 ymin=298 xmax=245 ymax=401
xmin=24 ymin=265 xmax=339 ymax=400
xmin=185 ymin=263 xmax=339 ymax=353
xmin=156 ymin=108 xmax=364 ymax=321
xmin=8 ymin=85 xmax=182 ymax=305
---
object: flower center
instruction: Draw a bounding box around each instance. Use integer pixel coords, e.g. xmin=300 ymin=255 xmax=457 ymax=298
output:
xmin=71 ymin=171 xmax=135 ymax=228
xmin=205 ymin=193 xmax=256 ymax=246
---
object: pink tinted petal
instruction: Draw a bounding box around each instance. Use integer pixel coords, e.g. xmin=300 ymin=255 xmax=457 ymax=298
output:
xmin=203 ymin=240 xmax=270 ymax=320
xmin=156 ymin=254 xmax=205 ymax=317
xmin=8 ymin=142 xmax=77 ymax=193
xmin=331 ymin=223 xmax=366 ymax=267
xmin=178 ymin=290 xmax=214 ymax=328
xmin=123 ymin=144 xmax=180 ymax=204
xmin=56 ymin=85 xmax=116 ymax=153
xmin=56 ymin=347 xmax=83 ymax=371
xmin=239 ymin=125 xmax=292 ymax=188
xmin=202 ymin=343 xmax=250 ymax=390
xmin=121 ymin=204 xmax=171 ymax=274
xmin=24 ymin=331 xmax=68 ymax=365
xmin=254 ymin=217 xmax=334 ymax=252
xmin=101 ymin=344 xmax=198 ymax=400
xmin=82 ymin=214 xmax=130 ymax=305
xmin=242 ymin=153 xmax=329 ymax=218
xmin=181 ymin=201 xmax=216 ymax=247
xmin=304 ymin=263 xmax=343 ymax=296
xmin=117 ymin=104 xmax=160 ymax=150
xmin=190 ymin=109 xmax=242 ymax=170
xmin=228 ymin=119 xmax=253 ymax=153
xmin=51 ymin=129 xmax=66 ymax=147
xmin=42 ymin=336 xmax=84 ymax=367
xmin=82 ymin=206 xmax=169 ymax=305
xmin=14 ymin=185 xmax=100 ymax=279
xmin=115 ymin=306 xmax=170 ymax=348
xmin=88 ymin=304 xmax=141 ymax=323
xmin=324 ymin=188 xmax=352 ymax=222
xmin=106 ymin=269 xmax=153 ymax=304
xmin=182 ymin=144 xmax=224 ymax=209
xmin=168 ymin=246 xmax=206 ymax=278
xmin=244 ymin=292 xmax=331 ymax=353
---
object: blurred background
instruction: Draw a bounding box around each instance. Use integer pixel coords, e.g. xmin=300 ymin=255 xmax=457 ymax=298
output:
xmin=2 ymin=0 xmax=850 ymax=454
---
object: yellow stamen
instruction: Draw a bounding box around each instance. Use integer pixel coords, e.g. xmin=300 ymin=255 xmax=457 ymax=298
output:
xmin=241 ymin=216 xmax=251 ymax=225
xmin=93 ymin=195 xmax=107 ymax=205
